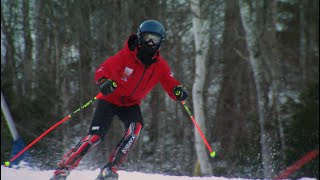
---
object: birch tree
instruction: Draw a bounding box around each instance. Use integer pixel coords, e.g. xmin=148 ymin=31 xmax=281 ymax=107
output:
xmin=240 ymin=0 xmax=282 ymax=178
xmin=190 ymin=0 xmax=213 ymax=175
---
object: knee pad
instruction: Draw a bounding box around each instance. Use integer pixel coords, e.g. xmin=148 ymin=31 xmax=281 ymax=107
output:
xmin=108 ymin=122 xmax=143 ymax=166
xmin=59 ymin=134 xmax=101 ymax=169
xmin=121 ymin=122 xmax=143 ymax=153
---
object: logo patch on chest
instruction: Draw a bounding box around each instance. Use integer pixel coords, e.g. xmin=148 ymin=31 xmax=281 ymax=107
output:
xmin=121 ymin=67 xmax=133 ymax=82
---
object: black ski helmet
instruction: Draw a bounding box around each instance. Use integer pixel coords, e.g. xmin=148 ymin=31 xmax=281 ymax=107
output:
xmin=137 ymin=20 xmax=166 ymax=45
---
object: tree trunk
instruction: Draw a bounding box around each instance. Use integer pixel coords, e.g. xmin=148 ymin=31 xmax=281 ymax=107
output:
xmin=22 ymin=0 xmax=33 ymax=96
xmin=77 ymin=0 xmax=93 ymax=129
xmin=299 ymin=2 xmax=307 ymax=82
xmin=216 ymin=0 xmax=252 ymax=162
xmin=240 ymin=0 xmax=282 ymax=178
xmin=190 ymin=0 xmax=213 ymax=176
xmin=1 ymin=3 xmax=17 ymax=98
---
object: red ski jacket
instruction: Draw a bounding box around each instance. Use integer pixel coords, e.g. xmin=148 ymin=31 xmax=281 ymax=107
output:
xmin=94 ymin=36 xmax=181 ymax=107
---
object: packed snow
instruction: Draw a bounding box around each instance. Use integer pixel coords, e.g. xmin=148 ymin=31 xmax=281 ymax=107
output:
xmin=0 ymin=166 xmax=241 ymax=180
xmin=1 ymin=166 xmax=317 ymax=180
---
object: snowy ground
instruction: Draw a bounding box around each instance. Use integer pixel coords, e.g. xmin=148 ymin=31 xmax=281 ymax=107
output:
xmin=1 ymin=166 xmax=317 ymax=180
xmin=0 ymin=166 xmax=243 ymax=180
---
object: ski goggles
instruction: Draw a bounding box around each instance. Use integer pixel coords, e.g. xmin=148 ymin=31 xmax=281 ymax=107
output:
xmin=141 ymin=33 xmax=162 ymax=45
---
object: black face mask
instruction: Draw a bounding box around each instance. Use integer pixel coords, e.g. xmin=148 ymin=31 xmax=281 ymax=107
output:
xmin=137 ymin=44 xmax=159 ymax=66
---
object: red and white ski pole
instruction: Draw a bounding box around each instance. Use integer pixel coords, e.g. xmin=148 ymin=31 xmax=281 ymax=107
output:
xmin=181 ymin=101 xmax=216 ymax=158
xmin=4 ymin=93 xmax=104 ymax=167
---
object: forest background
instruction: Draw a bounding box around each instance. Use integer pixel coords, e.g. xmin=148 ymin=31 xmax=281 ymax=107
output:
xmin=1 ymin=0 xmax=319 ymax=179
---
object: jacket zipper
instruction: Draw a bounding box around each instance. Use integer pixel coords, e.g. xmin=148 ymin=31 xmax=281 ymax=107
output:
xmin=129 ymin=67 xmax=147 ymax=97
xmin=122 ymin=67 xmax=147 ymax=105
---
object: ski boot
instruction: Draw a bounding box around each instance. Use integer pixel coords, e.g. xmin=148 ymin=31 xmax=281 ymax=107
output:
xmin=50 ymin=167 xmax=70 ymax=180
xmin=95 ymin=163 xmax=118 ymax=180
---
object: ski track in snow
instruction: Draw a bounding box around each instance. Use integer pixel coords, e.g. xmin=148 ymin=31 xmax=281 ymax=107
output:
xmin=1 ymin=166 xmax=317 ymax=180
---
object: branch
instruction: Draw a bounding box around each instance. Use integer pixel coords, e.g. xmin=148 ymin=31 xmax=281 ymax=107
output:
xmin=233 ymin=48 xmax=249 ymax=61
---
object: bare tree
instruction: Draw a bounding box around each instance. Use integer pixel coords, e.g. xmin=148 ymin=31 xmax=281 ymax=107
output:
xmin=22 ymin=0 xmax=33 ymax=96
xmin=240 ymin=0 xmax=282 ymax=177
xmin=215 ymin=0 xmax=258 ymax=172
xmin=1 ymin=1 xmax=18 ymax=97
xmin=190 ymin=0 xmax=213 ymax=175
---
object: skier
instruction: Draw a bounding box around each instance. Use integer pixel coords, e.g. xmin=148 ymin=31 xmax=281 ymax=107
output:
xmin=50 ymin=20 xmax=188 ymax=180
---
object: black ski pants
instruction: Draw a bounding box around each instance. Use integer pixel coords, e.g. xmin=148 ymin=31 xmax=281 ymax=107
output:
xmin=88 ymin=99 xmax=144 ymax=139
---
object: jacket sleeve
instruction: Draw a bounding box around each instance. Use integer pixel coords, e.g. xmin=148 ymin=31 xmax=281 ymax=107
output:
xmin=159 ymin=60 xmax=181 ymax=100
xmin=94 ymin=50 xmax=125 ymax=82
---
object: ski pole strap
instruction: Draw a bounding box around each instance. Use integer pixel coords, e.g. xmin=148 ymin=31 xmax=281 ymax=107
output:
xmin=181 ymin=101 xmax=216 ymax=158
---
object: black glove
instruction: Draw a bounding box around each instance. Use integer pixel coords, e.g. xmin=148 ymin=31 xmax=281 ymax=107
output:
xmin=97 ymin=78 xmax=117 ymax=95
xmin=173 ymin=85 xmax=188 ymax=101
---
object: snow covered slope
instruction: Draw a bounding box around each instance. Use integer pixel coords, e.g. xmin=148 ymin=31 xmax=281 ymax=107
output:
xmin=0 ymin=166 xmax=243 ymax=180
xmin=1 ymin=166 xmax=316 ymax=180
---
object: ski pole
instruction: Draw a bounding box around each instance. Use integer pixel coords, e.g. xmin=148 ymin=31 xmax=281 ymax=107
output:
xmin=4 ymin=93 xmax=104 ymax=167
xmin=181 ymin=101 xmax=216 ymax=158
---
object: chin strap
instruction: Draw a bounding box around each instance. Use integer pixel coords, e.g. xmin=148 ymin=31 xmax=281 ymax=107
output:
xmin=108 ymin=122 xmax=143 ymax=167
